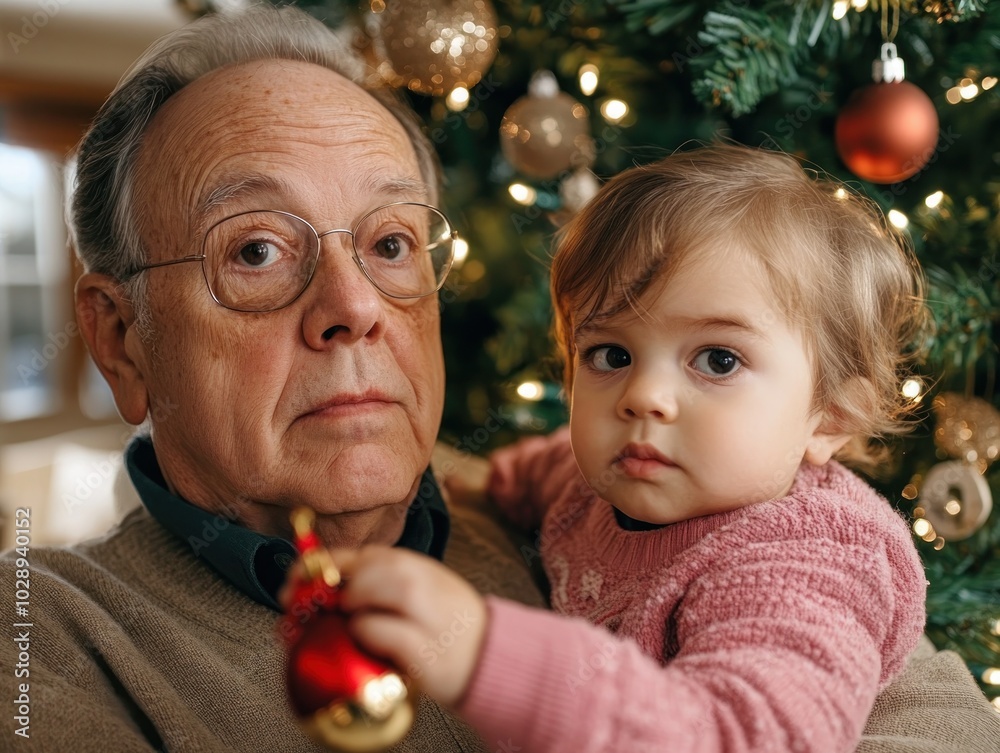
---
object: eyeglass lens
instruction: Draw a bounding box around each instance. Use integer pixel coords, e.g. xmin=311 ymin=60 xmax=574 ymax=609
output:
xmin=202 ymin=205 xmax=454 ymax=312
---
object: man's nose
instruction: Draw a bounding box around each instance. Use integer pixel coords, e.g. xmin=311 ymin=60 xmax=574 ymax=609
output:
xmin=616 ymin=367 xmax=680 ymax=422
xmin=300 ymin=230 xmax=383 ymax=347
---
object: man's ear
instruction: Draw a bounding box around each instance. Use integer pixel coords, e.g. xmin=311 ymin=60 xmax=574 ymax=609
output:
xmin=75 ymin=273 xmax=149 ymax=425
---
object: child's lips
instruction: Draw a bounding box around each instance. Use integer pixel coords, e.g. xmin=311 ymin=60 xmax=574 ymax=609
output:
xmin=614 ymin=443 xmax=679 ymax=478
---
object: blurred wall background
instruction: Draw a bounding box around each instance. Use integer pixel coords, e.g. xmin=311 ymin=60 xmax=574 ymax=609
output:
xmin=0 ymin=0 xmax=188 ymax=548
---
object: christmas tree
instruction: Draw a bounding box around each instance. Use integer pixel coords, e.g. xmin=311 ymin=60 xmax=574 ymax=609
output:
xmin=259 ymin=0 xmax=999 ymax=704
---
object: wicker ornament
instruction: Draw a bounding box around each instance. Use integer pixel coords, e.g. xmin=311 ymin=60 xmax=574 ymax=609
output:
xmin=917 ymin=460 xmax=993 ymax=541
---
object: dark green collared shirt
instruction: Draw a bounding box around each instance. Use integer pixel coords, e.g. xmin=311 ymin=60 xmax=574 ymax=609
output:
xmin=125 ymin=436 xmax=450 ymax=610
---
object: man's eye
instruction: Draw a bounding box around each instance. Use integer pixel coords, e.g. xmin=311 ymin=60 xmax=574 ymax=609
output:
xmin=692 ymin=348 xmax=742 ymax=377
xmin=585 ymin=345 xmax=631 ymax=372
xmin=237 ymin=241 xmax=280 ymax=268
xmin=372 ymin=233 xmax=413 ymax=261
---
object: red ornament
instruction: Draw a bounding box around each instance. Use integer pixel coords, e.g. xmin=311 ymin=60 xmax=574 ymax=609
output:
xmin=835 ymin=80 xmax=939 ymax=184
xmin=280 ymin=508 xmax=415 ymax=752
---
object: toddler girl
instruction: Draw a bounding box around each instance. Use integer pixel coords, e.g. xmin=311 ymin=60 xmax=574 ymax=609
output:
xmin=328 ymin=144 xmax=929 ymax=753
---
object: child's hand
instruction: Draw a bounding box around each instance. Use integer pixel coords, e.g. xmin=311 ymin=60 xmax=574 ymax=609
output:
xmin=431 ymin=442 xmax=491 ymax=508
xmin=329 ymin=546 xmax=488 ymax=708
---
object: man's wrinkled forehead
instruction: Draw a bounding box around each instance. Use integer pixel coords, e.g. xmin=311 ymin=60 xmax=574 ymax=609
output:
xmin=197 ymin=173 xmax=428 ymax=219
xmin=133 ymin=59 xmax=423 ymax=240
xmin=142 ymin=58 xmax=393 ymax=150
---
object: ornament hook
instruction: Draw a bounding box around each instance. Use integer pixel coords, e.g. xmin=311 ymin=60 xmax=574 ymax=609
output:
xmin=873 ymin=42 xmax=905 ymax=83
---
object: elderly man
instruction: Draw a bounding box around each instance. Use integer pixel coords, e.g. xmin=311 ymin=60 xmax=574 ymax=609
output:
xmin=2 ymin=6 xmax=997 ymax=752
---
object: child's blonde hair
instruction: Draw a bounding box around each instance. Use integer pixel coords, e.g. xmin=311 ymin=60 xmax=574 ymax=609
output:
xmin=550 ymin=144 xmax=930 ymax=473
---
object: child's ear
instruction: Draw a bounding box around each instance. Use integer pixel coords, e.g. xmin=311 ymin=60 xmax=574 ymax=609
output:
xmin=804 ymin=428 xmax=852 ymax=466
xmin=804 ymin=378 xmax=872 ymax=466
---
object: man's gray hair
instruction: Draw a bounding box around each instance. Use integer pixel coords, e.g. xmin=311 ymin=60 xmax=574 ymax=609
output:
xmin=69 ymin=4 xmax=441 ymax=319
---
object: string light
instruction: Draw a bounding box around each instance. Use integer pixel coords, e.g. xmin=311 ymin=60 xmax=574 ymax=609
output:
xmin=578 ymin=64 xmax=599 ymax=96
xmin=516 ymin=381 xmax=544 ymax=400
xmin=990 ymin=618 xmax=1000 ymax=636
xmin=446 ymin=86 xmax=470 ymax=111
xmin=901 ymin=378 xmax=922 ymax=400
xmin=887 ymin=209 xmax=908 ymax=229
xmin=982 ymin=667 xmax=1000 ymax=685
xmin=600 ymin=99 xmax=628 ymax=123
xmin=992 ymin=696 xmax=1000 ymax=712
xmin=945 ymin=72 xmax=995 ymax=103
xmin=834 ymin=187 xmax=848 ymax=200
xmin=452 ymin=237 xmax=469 ymax=266
xmin=462 ymin=259 xmax=485 ymax=282
xmin=924 ymin=190 xmax=944 ymax=208
xmin=913 ymin=518 xmax=932 ymax=537
xmin=851 ymin=0 xmax=869 ymax=8
xmin=508 ymin=183 xmax=537 ymax=205
xmin=832 ymin=0 xmax=849 ymax=19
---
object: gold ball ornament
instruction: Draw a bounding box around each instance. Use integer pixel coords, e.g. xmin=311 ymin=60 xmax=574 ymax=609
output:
xmin=370 ymin=0 xmax=499 ymax=96
xmin=917 ymin=461 xmax=993 ymax=541
xmin=932 ymin=392 xmax=1000 ymax=468
xmin=500 ymin=71 xmax=595 ymax=180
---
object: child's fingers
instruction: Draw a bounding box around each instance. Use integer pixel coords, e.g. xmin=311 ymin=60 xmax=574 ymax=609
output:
xmin=338 ymin=549 xmax=430 ymax=619
xmin=348 ymin=612 xmax=427 ymax=679
xmin=327 ymin=547 xmax=363 ymax=578
xmin=350 ymin=597 xmax=487 ymax=707
xmin=280 ymin=546 xmax=409 ymax=610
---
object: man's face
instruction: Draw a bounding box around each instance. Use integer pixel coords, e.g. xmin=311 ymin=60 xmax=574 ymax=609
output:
xmin=127 ymin=60 xmax=445 ymax=547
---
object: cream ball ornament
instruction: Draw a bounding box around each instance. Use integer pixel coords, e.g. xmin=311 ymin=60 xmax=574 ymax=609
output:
xmin=500 ymin=70 xmax=595 ymax=180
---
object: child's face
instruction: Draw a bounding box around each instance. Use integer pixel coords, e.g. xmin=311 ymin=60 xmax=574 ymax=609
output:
xmin=569 ymin=247 xmax=842 ymax=525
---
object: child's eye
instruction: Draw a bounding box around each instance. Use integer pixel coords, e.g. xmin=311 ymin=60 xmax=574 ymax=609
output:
xmin=584 ymin=345 xmax=632 ymax=372
xmin=691 ymin=348 xmax=742 ymax=378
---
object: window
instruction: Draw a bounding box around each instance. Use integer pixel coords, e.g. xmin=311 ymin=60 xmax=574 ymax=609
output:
xmin=0 ymin=143 xmax=70 ymax=421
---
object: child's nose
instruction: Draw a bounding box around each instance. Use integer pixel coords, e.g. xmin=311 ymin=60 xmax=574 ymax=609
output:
xmin=616 ymin=371 xmax=679 ymax=422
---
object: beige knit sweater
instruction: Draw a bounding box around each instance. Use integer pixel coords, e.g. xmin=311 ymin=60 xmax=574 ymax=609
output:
xmin=1 ymin=471 xmax=997 ymax=752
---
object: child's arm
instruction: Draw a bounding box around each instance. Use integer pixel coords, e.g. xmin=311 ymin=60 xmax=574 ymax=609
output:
xmin=455 ymin=535 xmax=920 ymax=753
xmin=485 ymin=426 xmax=579 ymax=529
xmin=330 ymin=523 xmax=924 ymax=753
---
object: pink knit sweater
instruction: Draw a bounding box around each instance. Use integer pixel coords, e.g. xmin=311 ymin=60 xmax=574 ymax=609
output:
xmin=456 ymin=429 xmax=927 ymax=753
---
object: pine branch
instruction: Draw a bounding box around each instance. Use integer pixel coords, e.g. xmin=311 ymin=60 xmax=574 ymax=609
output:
xmin=612 ymin=0 xmax=702 ymax=33
xmin=955 ymin=0 xmax=989 ymax=20
xmin=924 ymin=263 xmax=999 ymax=374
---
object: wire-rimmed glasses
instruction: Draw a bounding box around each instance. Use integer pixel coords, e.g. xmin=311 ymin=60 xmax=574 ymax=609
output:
xmin=127 ymin=202 xmax=458 ymax=313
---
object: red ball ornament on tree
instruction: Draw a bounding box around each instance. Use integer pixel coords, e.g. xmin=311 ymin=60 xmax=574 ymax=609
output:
xmin=835 ymin=45 xmax=939 ymax=184
xmin=280 ymin=508 xmax=415 ymax=752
